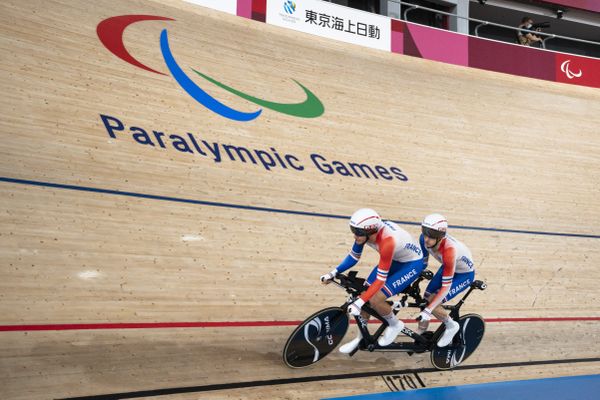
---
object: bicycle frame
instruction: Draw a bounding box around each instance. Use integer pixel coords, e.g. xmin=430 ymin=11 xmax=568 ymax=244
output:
xmin=332 ymin=271 xmax=486 ymax=356
xmin=350 ymin=304 xmax=433 ymax=355
xmin=283 ymin=271 xmax=486 ymax=369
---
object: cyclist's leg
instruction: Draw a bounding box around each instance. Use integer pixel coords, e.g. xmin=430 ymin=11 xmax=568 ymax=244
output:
xmin=442 ymin=271 xmax=475 ymax=302
xmin=363 ymin=265 xmax=393 ymax=317
xmin=339 ymin=265 xmax=380 ymax=353
xmin=351 ymin=263 xmax=415 ymax=316
xmin=417 ymin=267 xmax=443 ymax=333
xmin=346 ymin=260 xmax=424 ymax=325
xmin=424 ymin=266 xmax=444 ymax=300
xmin=431 ymin=271 xmax=475 ymax=346
xmin=366 ymin=259 xmax=424 ymax=315
xmin=374 ymin=259 xmax=424 ymax=345
xmin=381 ymin=259 xmax=425 ymax=297
xmin=431 ymin=270 xmax=475 ymax=319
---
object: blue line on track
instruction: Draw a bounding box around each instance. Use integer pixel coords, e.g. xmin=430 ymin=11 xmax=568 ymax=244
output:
xmin=1 ymin=176 xmax=598 ymax=239
xmin=324 ymin=374 xmax=600 ymax=400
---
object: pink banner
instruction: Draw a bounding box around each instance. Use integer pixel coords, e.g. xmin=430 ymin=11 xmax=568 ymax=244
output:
xmin=404 ymin=23 xmax=468 ymax=66
xmin=392 ymin=19 xmax=600 ymax=89
xmin=468 ymin=36 xmax=556 ymax=82
xmin=237 ymin=0 xmax=252 ymax=19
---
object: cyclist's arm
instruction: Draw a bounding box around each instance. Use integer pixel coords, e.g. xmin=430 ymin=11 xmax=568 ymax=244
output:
xmin=419 ymin=234 xmax=429 ymax=268
xmin=359 ymin=235 xmax=394 ymax=302
xmin=425 ymin=243 xmax=456 ymax=311
xmin=335 ymin=241 xmax=365 ymax=273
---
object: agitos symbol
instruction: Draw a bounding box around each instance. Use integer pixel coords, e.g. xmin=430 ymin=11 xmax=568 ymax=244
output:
xmin=97 ymin=15 xmax=325 ymax=121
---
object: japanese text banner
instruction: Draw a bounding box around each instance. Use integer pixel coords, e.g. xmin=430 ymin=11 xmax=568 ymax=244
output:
xmin=266 ymin=0 xmax=391 ymax=51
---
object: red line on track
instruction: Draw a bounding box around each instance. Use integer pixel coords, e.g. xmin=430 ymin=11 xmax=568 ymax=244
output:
xmin=1 ymin=317 xmax=599 ymax=332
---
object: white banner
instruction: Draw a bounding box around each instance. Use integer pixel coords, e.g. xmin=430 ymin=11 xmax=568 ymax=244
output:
xmin=266 ymin=0 xmax=391 ymax=51
xmin=184 ymin=0 xmax=237 ymax=15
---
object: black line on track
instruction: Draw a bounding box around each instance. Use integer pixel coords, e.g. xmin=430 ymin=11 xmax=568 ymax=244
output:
xmin=414 ymin=372 xmax=426 ymax=388
xmin=57 ymin=357 xmax=600 ymax=399
xmin=2 ymin=176 xmax=599 ymax=239
xmin=382 ymin=376 xmax=399 ymax=392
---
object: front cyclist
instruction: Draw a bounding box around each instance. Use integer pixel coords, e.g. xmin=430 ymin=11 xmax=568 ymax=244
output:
xmin=417 ymin=213 xmax=476 ymax=347
xmin=321 ymin=208 xmax=423 ymax=354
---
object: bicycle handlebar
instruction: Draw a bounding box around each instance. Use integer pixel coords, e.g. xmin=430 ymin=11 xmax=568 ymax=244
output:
xmin=331 ymin=271 xmax=486 ymax=315
xmin=330 ymin=270 xmax=433 ymax=302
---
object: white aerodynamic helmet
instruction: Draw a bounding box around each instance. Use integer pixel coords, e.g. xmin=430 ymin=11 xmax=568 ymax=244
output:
xmin=421 ymin=213 xmax=448 ymax=239
xmin=349 ymin=208 xmax=383 ymax=237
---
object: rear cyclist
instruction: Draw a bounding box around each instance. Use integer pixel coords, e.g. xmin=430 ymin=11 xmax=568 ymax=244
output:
xmin=320 ymin=208 xmax=423 ymax=353
xmin=417 ymin=213 xmax=476 ymax=347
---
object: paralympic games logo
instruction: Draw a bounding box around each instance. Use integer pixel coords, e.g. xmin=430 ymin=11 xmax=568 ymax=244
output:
xmin=96 ymin=15 xmax=324 ymax=122
xmin=284 ymin=1 xmax=297 ymax=14
xmin=560 ymin=59 xmax=583 ymax=80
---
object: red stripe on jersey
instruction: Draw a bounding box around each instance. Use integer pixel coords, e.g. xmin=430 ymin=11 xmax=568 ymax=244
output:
xmin=439 ymin=238 xmax=457 ymax=278
xmin=376 ymin=234 xmax=395 ymax=272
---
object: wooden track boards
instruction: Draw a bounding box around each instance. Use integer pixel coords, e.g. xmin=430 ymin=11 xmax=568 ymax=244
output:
xmin=1 ymin=0 xmax=599 ymax=399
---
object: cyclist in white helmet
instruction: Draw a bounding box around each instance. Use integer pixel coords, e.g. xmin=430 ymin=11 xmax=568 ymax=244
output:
xmin=321 ymin=208 xmax=424 ymax=354
xmin=418 ymin=213 xmax=475 ymax=347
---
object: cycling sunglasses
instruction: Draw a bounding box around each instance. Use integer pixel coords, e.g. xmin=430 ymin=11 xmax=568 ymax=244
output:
xmin=422 ymin=226 xmax=446 ymax=239
xmin=350 ymin=226 xmax=369 ymax=237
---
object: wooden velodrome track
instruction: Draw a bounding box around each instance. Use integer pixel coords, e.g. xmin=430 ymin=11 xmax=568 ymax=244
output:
xmin=1 ymin=0 xmax=599 ymax=399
